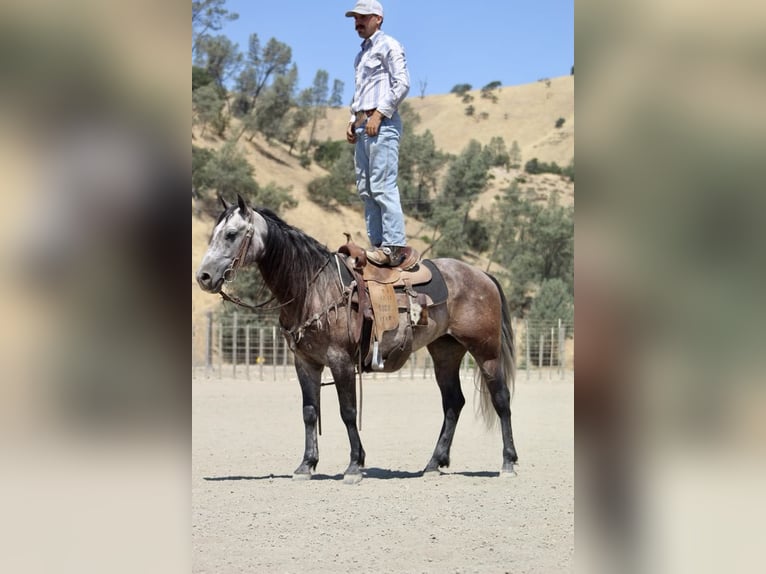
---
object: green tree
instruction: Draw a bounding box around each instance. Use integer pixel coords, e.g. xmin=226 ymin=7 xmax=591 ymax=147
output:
xmin=200 ymin=141 xmax=258 ymax=200
xmin=306 ymin=146 xmax=356 ymax=210
xmin=251 ymin=64 xmax=298 ymax=142
xmin=194 ymin=34 xmax=242 ymax=91
xmin=487 ymin=184 xmax=573 ymax=312
xmin=192 ymin=65 xmax=215 ymax=92
xmin=526 ymin=278 xmax=573 ymax=365
xmin=525 ymin=157 xmax=563 ymax=175
xmin=192 ymin=84 xmax=227 ymax=137
xmin=313 ymin=139 xmax=345 ymax=170
xmin=450 ymin=83 xmax=472 ymax=96
xmin=192 ymin=145 xmax=215 ymax=198
xmin=427 ymin=140 xmax=492 ymax=257
xmin=509 ymin=140 xmax=522 ymax=168
xmin=480 ymin=80 xmax=501 ymax=102
xmin=236 ymin=34 xmax=293 ymax=112
xmin=196 ymin=141 xmax=296 ymax=213
xmin=192 ymin=0 xmax=239 ymax=58
xmin=529 ymin=279 xmax=573 ymax=325
xmin=330 ymin=79 xmax=345 ymax=108
xmin=397 ymin=102 xmax=448 ymax=219
xmin=482 ymin=80 xmax=502 ymax=91
xmin=280 ymin=104 xmax=312 ymax=155
xmin=486 ymin=136 xmax=510 ymax=169
xmin=306 ymin=69 xmax=329 ymax=147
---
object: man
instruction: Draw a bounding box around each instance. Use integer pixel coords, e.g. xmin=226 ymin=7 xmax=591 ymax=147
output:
xmin=345 ymin=0 xmax=412 ymax=267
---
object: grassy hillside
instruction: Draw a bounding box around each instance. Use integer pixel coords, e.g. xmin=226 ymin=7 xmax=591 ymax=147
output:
xmin=192 ymin=75 xmax=574 ymax=324
xmin=309 ymin=75 xmax=573 ymax=165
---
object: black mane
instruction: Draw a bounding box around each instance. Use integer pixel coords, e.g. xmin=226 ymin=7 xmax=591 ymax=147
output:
xmin=253 ymin=207 xmax=335 ymax=314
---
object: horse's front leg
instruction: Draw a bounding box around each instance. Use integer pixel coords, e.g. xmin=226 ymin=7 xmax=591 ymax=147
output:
xmin=292 ymin=358 xmax=323 ymax=480
xmin=330 ymin=358 xmax=365 ymax=484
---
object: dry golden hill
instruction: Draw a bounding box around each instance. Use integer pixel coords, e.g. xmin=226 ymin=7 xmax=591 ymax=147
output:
xmin=192 ymin=75 xmax=574 ymax=327
xmin=309 ymin=75 xmax=574 ymax=166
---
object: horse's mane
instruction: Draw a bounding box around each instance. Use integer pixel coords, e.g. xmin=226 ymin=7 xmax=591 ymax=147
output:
xmin=253 ymin=207 xmax=335 ymax=313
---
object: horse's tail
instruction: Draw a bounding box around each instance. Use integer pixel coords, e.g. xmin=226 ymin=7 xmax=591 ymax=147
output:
xmin=477 ymin=273 xmax=516 ymax=428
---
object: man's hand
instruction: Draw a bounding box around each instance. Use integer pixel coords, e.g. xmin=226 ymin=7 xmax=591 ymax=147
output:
xmin=346 ymin=122 xmax=357 ymax=144
xmin=365 ymin=110 xmax=383 ymax=137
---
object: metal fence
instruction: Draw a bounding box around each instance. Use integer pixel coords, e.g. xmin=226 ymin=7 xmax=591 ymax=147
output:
xmin=192 ymin=312 xmax=573 ymax=381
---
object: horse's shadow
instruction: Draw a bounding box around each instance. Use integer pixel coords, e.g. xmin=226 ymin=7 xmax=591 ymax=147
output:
xmin=202 ymin=467 xmax=499 ymax=482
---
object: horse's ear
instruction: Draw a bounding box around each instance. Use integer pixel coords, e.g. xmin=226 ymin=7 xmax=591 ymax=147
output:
xmin=237 ymin=193 xmax=248 ymax=215
xmin=219 ymin=195 xmax=228 ymax=211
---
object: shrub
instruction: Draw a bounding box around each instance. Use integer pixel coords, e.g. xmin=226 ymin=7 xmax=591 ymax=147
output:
xmin=450 ymin=83 xmax=472 ymax=96
xmin=313 ymin=140 xmax=345 ymax=170
xmin=524 ymin=158 xmax=563 ymax=176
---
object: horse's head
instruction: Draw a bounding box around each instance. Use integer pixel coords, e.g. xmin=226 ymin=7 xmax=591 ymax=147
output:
xmin=196 ymin=194 xmax=268 ymax=293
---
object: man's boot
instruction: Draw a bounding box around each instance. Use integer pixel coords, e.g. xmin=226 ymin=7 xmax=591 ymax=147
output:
xmin=366 ymin=245 xmax=406 ymax=267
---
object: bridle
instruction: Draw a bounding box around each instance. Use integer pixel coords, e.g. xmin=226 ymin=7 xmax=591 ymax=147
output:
xmin=220 ymin=209 xmax=275 ymax=310
xmin=217 ymin=208 xmax=334 ymax=313
xmin=222 ymin=212 xmax=254 ymax=284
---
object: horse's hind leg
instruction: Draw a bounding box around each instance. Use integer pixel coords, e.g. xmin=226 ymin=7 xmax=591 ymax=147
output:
xmin=478 ymin=358 xmax=518 ymax=476
xmin=293 ymin=358 xmax=322 ymax=479
xmin=330 ymin=360 xmax=366 ymax=484
xmin=424 ymin=336 xmax=467 ymax=474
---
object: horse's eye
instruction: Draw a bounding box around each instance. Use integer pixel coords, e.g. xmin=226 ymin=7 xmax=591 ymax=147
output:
xmin=224 ymin=231 xmax=237 ymax=241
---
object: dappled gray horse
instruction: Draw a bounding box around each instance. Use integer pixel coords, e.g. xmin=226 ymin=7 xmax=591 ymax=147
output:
xmin=196 ymin=195 xmax=518 ymax=482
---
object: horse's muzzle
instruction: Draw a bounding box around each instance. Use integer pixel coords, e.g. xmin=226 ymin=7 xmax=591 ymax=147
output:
xmin=196 ymin=270 xmax=223 ymax=293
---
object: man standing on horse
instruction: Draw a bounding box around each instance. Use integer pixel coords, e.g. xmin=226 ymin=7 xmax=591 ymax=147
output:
xmin=344 ymin=0 xmax=412 ymax=268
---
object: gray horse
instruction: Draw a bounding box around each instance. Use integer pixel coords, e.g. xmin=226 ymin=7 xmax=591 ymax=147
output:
xmin=196 ymin=195 xmax=518 ymax=482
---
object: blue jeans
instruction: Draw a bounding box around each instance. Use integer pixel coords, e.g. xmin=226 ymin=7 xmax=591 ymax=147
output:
xmin=354 ymin=112 xmax=406 ymax=248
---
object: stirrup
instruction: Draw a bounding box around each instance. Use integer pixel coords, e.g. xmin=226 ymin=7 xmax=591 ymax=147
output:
xmin=371 ymin=340 xmax=385 ymax=370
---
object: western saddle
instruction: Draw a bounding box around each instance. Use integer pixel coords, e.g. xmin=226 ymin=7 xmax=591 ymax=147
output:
xmin=338 ymin=238 xmax=433 ymax=371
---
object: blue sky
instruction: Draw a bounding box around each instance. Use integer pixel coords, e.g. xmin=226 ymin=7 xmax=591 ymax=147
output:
xmin=217 ymin=0 xmax=574 ymax=104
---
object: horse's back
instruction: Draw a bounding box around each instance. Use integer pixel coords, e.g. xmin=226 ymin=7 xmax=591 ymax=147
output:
xmin=429 ymin=258 xmax=502 ymax=301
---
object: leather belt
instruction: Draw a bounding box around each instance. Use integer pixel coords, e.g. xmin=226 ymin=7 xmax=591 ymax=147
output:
xmin=354 ymin=109 xmax=377 ymax=126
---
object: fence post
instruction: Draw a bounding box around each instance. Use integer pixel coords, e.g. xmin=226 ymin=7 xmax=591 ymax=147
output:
xmin=259 ymin=327 xmax=265 ymax=381
xmin=558 ymin=322 xmax=566 ymax=378
xmin=549 ymin=327 xmax=555 ymax=380
xmin=245 ymin=323 xmax=251 ymax=381
xmin=524 ymin=319 xmax=532 ymax=380
xmin=206 ymin=312 xmax=213 ymax=376
xmin=217 ymin=318 xmax=223 ymax=379
xmin=272 ymin=326 xmax=277 ymax=382
xmin=232 ymin=311 xmax=238 ymax=379
xmin=538 ymin=333 xmax=544 ymax=379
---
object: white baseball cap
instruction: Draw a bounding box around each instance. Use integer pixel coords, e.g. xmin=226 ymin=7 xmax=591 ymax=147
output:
xmin=345 ymin=0 xmax=384 ymax=18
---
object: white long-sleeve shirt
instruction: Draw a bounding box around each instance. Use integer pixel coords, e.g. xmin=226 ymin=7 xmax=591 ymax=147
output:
xmin=349 ymin=30 xmax=410 ymax=122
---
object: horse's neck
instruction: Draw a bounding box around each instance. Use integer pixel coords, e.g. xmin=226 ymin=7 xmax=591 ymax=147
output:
xmin=253 ymin=223 xmax=335 ymax=326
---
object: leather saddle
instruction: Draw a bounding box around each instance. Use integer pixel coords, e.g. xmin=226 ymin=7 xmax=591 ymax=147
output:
xmin=337 ymin=238 xmax=434 ymax=371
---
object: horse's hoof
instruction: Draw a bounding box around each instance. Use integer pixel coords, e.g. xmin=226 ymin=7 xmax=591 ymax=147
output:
xmin=500 ymin=465 xmax=518 ymax=478
xmin=343 ymin=472 xmax=363 ymax=485
xmin=423 ymin=468 xmax=443 ymax=478
xmin=292 ymin=472 xmax=313 ymax=481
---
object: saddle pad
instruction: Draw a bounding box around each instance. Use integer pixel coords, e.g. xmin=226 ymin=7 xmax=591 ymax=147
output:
xmin=416 ymin=260 xmax=449 ymax=305
xmin=367 ymin=281 xmax=399 ymax=336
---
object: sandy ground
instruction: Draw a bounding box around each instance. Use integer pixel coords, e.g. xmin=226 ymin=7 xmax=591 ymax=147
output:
xmin=192 ymin=373 xmax=573 ymax=573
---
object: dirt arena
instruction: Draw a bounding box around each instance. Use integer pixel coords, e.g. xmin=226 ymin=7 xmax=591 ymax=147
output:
xmin=192 ymin=372 xmax=573 ymax=573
